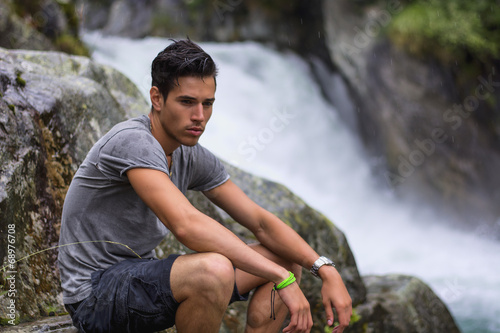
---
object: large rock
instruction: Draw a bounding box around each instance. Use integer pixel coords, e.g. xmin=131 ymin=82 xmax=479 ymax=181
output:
xmin=102 ymin=0 xmax=154 ymax=39
xmin=352 ymin=275 xmax=461 ymax=333
xmin=0 ymin=0 xmax=55 ymax=51
xmin=0 ymin=47 xmax=460 ymax=333
xmin=0 ymin=0 xmax=88 ymax=56
xmin=0 ymin=46 xmax=147 ymax=322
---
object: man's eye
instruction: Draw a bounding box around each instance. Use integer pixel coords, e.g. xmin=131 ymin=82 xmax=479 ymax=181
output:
xmin=203 ymin=101 xmax=213 ymax=107
xmin=181 ymin=100 xmax=194 ymax=105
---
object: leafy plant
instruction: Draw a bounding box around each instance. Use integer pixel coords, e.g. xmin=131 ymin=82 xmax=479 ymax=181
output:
xmin=388 ymin=0 xmax=500 ymax=64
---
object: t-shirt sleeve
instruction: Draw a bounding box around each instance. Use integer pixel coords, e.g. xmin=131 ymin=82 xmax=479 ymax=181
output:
xmin=188 ymin=144 xmax=230 ymax=191
xmin=96 ymin=128 xmax=169 ymax=181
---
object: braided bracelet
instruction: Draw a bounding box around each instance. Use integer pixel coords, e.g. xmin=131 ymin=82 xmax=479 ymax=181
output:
xmin=274 ymin=271 xmax=296 ymax=290
xmin=270 ymin=271 xmax=296 ymax=320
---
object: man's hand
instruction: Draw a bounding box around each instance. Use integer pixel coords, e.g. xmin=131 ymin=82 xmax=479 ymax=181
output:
xmin=319 ymin=266 xmax=352 ymax=333
xmin=277 ymin=282 xmax=313 ymax=333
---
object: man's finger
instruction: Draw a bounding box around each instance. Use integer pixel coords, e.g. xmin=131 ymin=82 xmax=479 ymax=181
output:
xmin=334 ymin=307 xmax=351 ymax=333
xmin=282 ymin=314 xmax=297 ymax=333
xmin=338 ymin=307 xmax=351 ymax=326
xmin=323 ymin=301 xmax=334 ymax=326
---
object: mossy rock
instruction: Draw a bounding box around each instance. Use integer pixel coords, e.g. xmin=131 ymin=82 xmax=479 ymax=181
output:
xmin=0 ymin=46 xmax=147 ymax=323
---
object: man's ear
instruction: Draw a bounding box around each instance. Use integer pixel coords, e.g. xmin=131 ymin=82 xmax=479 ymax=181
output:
xmin=150 ymin=86 xmax=162 ymax=111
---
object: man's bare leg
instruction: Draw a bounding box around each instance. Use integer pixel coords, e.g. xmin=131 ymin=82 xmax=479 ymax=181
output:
xmin=235 ymin=244 xmax=303 ymax=333
xmin=170 ymin=252 xmax=235 ymax=333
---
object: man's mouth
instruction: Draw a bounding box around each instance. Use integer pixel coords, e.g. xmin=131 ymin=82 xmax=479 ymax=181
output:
xmin=187 ymin=127 xmax=203 ymax=136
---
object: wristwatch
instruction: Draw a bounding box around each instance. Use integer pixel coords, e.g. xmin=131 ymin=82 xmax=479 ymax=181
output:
xmin=310 ymin=256 xmax=335 ymax=278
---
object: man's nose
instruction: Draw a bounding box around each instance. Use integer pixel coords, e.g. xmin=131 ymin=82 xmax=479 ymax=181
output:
xmin=191 ymin=103 xmax=205 ymax=122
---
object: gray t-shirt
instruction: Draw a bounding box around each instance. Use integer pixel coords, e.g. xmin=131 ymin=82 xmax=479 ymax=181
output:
xmin=58 ymin=115 xmax=229 ymax=304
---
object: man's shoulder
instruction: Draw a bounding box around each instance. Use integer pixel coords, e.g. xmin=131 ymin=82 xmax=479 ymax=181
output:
xmin=93 ymin=114 xmax=163 ymax=165
xmin=99 ymin=115 xmax=151 ymax=145
xmin=108 ymin=115 xmax=149 ymax=134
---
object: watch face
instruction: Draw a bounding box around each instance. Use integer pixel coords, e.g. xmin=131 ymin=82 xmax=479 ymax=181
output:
xmin=311 ymin=257 xmax=334 ymax=278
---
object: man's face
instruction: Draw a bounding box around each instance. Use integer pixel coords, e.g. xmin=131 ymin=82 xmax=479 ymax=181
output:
xmin=158 ymin=76 xmax=216 ymax=147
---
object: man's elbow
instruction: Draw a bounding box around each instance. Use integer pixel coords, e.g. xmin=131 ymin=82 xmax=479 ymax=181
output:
xmin=170 ymin=225 xmax=189 ymax=244
xmin=165 ymin=211 xmax=201 ymax=246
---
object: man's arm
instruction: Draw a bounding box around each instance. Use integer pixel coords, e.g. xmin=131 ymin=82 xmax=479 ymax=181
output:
xmin=127 ymin=168 xmax=312 ymax=332
xmin=127 ymin=168 xmax=287 ymax=282
xmin=204 ymin=179 xmax=352 ymax=331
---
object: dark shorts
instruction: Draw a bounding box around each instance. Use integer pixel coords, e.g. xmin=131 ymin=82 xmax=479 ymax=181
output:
xmin=65 ymin=255 xmax=248 ymax=333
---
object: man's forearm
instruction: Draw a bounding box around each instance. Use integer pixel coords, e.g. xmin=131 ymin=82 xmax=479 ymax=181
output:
xmin=173 ymin=209 xmax=291 ymax=284
xmin=252 ymin=209 xmax=322 ymax=271
xmin=204 ymin=179 xmax=323 ymax=272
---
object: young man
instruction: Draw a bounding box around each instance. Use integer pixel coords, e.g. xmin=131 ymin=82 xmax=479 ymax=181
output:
xmin=58 ymin=39 xmax=352 ymax=333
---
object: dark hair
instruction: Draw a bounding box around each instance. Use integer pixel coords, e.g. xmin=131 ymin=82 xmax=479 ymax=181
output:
xmin=151 ymin=39 xmax=218 ymax=100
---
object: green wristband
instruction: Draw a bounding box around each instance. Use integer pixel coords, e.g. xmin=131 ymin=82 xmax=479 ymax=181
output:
xmin=270 ymin=271 xmax=296 ymax=320
xmin=274 ymin=271 xmax=296 ymax=290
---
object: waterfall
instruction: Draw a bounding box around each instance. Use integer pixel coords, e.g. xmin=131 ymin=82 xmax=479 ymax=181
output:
xmin=82 ymin=31 xmax=500 ymax=333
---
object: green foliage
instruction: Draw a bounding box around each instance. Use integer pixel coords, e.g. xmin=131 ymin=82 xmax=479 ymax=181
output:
xmin=11 ymin=0 xmax=43 ymax=22
xmin=323 ymin=309 xmax=361 ymax=332
xmin=54 ymin=34 xmax=90 ymax=57
xmin=58 ymin=1 xmax=81 ymax=35
xmin=388 ymin=0 xmax=500 ymax=64
xmin=183 ymin=0 xmax=213 ymax=23
xmin=0 ymin=316 xmax=19 ymax=325
xmin=184 ymin=0 xmax=208 ymax=8
xmin=41 ymin=303 xmax=61 ymax=316
xmin=151 ymin=12 xmax=191 ymax=38
xmin=10 ymin=0 xmax=89 ymax=56
xmin=351 ymin=308 xmax=362 ymax=323
xmin=15 ymin=71 xmax=26 ymax=87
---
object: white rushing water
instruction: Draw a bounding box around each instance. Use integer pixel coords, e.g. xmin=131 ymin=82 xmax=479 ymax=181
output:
xmin=82 ymin=32 xmax=500 ymax=333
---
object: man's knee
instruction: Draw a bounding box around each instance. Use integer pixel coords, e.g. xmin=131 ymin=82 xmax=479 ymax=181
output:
xmin=173 ymin=252 xmax=234 ymax=303
xmin=197 ymin=253 xmax=235 ymax=288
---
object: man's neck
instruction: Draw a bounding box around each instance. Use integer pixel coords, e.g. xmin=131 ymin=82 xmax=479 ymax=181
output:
xmin=148 ymin=111 xmax=180 ymax=156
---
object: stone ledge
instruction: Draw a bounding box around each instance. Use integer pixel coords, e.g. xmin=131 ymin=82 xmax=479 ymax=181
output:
xmin=0 ymin=315 xmax=177 ymax=333
xmin=0 ymin=315 xmax=76 ymax=333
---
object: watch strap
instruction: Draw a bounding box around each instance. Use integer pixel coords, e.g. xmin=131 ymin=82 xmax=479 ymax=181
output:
xmin=310 ymin=256 xmax=335 ymax=278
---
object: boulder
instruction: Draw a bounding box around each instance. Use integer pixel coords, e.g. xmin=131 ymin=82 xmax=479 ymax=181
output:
xmin=352 ymin=275 xmax=461 ymax=333
xmin=102 ymin=0 xmax=154 ymax=39
xmin=0 ymin=0 xmax=55 ymax=51
xmin=0 ymin=46 xmax=147 ymax=322
xmin=0 ymin=0 xmax=88 ymax=56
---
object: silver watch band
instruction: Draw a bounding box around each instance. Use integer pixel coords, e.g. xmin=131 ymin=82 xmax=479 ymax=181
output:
xmin=310 ymin=256 xmax=335 ymax=278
